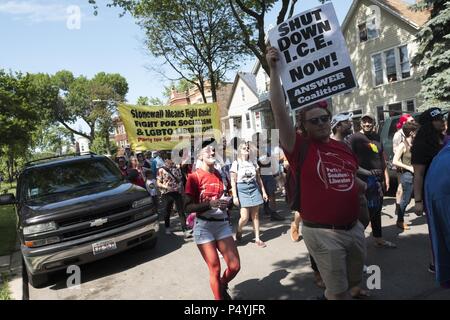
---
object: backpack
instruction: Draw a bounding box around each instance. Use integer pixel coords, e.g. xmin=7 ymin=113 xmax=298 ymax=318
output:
xmin=285 ymin=140 xmax=309 ymax=211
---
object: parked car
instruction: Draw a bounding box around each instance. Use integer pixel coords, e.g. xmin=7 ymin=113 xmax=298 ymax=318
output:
xmin=0 ymin=153 xmax=158 ymax=288
xmin=378 ymin=112 xmax=421 ymax=193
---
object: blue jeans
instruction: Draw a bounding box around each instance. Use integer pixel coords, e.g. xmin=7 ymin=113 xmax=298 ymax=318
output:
xmin=398 ymin=171 xmax=414 ymax=222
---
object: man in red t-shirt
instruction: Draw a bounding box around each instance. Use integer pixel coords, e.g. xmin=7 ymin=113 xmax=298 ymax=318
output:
xmin=267 ymin=47 xmax=366 ymax=300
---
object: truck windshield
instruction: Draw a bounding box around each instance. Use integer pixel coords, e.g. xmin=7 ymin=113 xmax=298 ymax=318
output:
xmin=22 ymin=158 xmax=123 ymax=201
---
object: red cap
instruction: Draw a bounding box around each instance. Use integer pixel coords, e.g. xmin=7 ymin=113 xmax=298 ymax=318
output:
xmin=396 ymin=114 xmax=412 ymax=129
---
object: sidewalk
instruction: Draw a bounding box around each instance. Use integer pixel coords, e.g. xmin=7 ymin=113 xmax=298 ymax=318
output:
xmin=0 ymin=241 xmax=23 ymax=300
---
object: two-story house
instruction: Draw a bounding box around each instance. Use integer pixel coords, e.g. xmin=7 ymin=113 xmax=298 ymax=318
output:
xmin=224 ymin=61 xmax=278 ymax=142
xmin=331 ymin=0 xmax=429 ymax=130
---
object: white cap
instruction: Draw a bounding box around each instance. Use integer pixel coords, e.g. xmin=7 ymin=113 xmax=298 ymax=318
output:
xmin=331 ymin=112 xmax=353 ymax=129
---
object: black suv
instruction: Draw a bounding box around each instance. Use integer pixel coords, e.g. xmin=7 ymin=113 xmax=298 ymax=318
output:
xmin=0 ymin=154 xmax=158 ymax=288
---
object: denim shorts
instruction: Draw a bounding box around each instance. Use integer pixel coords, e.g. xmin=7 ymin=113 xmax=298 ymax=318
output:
xmin=193 ymin=218 xmax=233 ymax=245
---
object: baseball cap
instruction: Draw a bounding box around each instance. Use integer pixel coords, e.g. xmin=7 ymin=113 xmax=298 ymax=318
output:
xmin=331 ymin=112 xmax=353 ymax=129
xmin=201 ymin=138 xmax=216 ymax=149
xmin=419 ymin=107 xmax=445 ymax=125
xmin=361 ymin=113 xmax=375 ymax=121
xmin=396 ymin=114 xmax=413 ymax=129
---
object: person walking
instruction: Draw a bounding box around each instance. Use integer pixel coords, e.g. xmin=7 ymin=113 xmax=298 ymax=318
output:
xmin=347 ymin=114 xmax=396 ymax=248
xmin=117 ymin=157 xmax=128 ymax=177
xmin=266 ymin=47 xmax=366 ymax=300
xmin=393 ymin=122 xmax=419 ymax=230
xmin=231 ymin=142 xmax=269 ymax=248
xmin=393 ymin=114 xmax=415 ymax=217
xmin=256 ymin=136 xmax=284 ymax=221
xmin=128 ymin=156 xmax=145 ymax=188
xmin=184 ymin=140 xmax=240 ymax=300
xmin=411 ymin=107 xmax=446 ymax=273
xmin=157 ymin=158 xmax=190 ymax=238
xmin=424 ymin=141 xmax=450 ymax=287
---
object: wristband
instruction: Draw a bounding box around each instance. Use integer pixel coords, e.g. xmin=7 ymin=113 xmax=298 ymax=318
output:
xmin=415 ymin=200 xmax=423 ymax=203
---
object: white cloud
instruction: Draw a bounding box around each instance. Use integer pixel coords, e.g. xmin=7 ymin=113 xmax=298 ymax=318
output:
xmin=0 ymin=1 xmax=91 ymax=23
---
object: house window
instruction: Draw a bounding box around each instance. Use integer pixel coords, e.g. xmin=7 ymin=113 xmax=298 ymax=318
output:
xmin=358 ymin=23 xmax=367 ymax=42
xmin=376 ymin=106 xmax=385 ymax=124
xmin=406 ymin=100 xmax=415 ymax=112
xmin=372 ymin=54 xmax=383 ymax=86
xmin=358 ymin=16 xmax=378 ymax=43
xmin=388 ymin=102 xmax=402 ymax=117
xmin=372 ymin=45 xmax=412 ymax=86
xmin=241 ymin=87 xmax=245 ymax=101
xmin=246 ymin=113 xmax=251 ymax=129
xmin=399 ymin=45 xmax=411 ymax=79
xmin=385 ymin=49 xmax=397 ymax=82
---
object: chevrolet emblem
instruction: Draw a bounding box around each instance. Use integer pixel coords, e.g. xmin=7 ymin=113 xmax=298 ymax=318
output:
xmin=90 ymin=218 xmax=108 ymax=227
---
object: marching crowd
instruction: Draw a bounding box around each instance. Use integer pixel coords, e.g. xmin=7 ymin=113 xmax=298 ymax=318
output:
xmin=113 ymin=47 xmax=450 ymax=301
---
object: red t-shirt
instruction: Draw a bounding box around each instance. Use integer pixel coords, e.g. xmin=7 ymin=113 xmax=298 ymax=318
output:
xmin=185 ymin=168 xmax=227 ymax=204
xmin=284 ymin=133 xmax=359 ymax=225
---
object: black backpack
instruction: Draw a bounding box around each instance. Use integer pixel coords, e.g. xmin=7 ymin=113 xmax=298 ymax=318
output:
xmin=285 ymin=140 xmax=309 ymax=211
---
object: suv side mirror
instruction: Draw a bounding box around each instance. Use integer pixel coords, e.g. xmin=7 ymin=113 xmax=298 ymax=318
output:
xmin=0 ymin=193 xmax=16 ymax=205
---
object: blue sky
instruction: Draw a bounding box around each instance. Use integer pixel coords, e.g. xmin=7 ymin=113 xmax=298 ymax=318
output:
xmin=0 ymin=0 xmax=356 ymax=107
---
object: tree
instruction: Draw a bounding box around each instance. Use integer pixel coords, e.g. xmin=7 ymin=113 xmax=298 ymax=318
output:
xmin=137 ymin=96 xmax=164 ymax=105
xmin=162 ymin=79 xmax=192 ymax=99
xmin=32 ymin=124 xmax=75 ymax=155
xmin=51 ymin=71 xmax=129 ymax=154
xmin=90 ymin=0 xmax=250 ymax=102
xmin=90 ymin=0 xmax=328 ymax=79
xmin=411 ymin=0 xmax=450 ymax=107
xmin=0 ymin=70 xmax=58 ymax=180
xmin=229 ymin=0 xmax=329 ymax=75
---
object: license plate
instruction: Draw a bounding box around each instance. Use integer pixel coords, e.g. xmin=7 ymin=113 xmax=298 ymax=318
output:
xmin=92 ymin=239 xmax=117 ymax=255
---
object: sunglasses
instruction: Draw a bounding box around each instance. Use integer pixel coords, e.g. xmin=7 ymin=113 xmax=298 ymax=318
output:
xmin=305 ymin=115 xmax=330 ymax=125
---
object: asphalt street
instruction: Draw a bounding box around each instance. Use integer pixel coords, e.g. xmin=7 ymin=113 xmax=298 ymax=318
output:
xmin=28 ymin=196 xmax=449 ymax=300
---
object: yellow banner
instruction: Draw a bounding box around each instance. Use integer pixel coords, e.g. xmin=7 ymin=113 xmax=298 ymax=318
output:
xmin=118 ymin=103 xmax=221 ymax=151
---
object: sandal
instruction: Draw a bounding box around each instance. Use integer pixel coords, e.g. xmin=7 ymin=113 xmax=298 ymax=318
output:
xmin=375 ymin=240 xmax=397 ymax=248
xmin=351 ymin=288 xmax=371 ymax=299
xmin=235 ymin=231 xmax=242 ymax=241
xmin=396 ymin=222 xmax=410 ymax=230
xmin=255 ymin=240 xmax=267 ymax=248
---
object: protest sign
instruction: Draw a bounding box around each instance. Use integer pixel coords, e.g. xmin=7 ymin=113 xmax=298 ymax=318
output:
xmin=268 ymin=2 xmax=357 ymax=110
xmin=118 ymin=103 xmax=221 ymax=151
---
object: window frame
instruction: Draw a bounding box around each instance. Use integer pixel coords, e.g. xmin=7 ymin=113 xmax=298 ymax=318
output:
xmin=245 ymin=112 xmax=251 ymax=129
xmin=371 ymin=43 xmax=412 ymax=87
xmin=358 ymin=12 xmax=379 ymax=43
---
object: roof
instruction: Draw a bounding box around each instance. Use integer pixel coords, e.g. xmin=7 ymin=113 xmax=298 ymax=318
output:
xmin=239 ymin=72 xmax=258 ymax=95
xmin=341 ymin=0 xmax=430 ymax=32
xmin=225 ymin=72 xmax=258 ymax=111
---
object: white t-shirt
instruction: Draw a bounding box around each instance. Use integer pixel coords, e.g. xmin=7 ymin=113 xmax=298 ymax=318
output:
xmin=393 ymin=129 xmax=405 ymax=154
xmin=230 ymin=159 xmax=258 ymax=183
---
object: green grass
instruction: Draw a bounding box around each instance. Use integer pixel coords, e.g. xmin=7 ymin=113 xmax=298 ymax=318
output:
xmin=0 ymin=180 xmax=17 ymax=256
xmin=0 ymin=274 xmax=12 ymax=300
xmin=0 ymin=181 xmax=16 ymax=195
xmin=0 ymin=206 xmax=16 ymax=257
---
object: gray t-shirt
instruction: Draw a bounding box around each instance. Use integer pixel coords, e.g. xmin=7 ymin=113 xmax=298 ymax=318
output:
xmin=230 ymin=160 xmax=258 ymax=183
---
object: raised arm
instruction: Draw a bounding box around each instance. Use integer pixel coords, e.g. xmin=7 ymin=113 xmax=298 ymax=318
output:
xmin=266 ymin=47 xmax=296 ymax=153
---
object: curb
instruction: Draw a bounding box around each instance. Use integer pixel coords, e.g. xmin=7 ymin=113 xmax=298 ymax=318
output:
xmin=0 ymin=241 xmax=24 ymax=300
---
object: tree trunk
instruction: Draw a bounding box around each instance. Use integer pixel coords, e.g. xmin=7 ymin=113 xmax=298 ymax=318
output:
xmin=105 ymin=130 xmax=111 ymax=155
